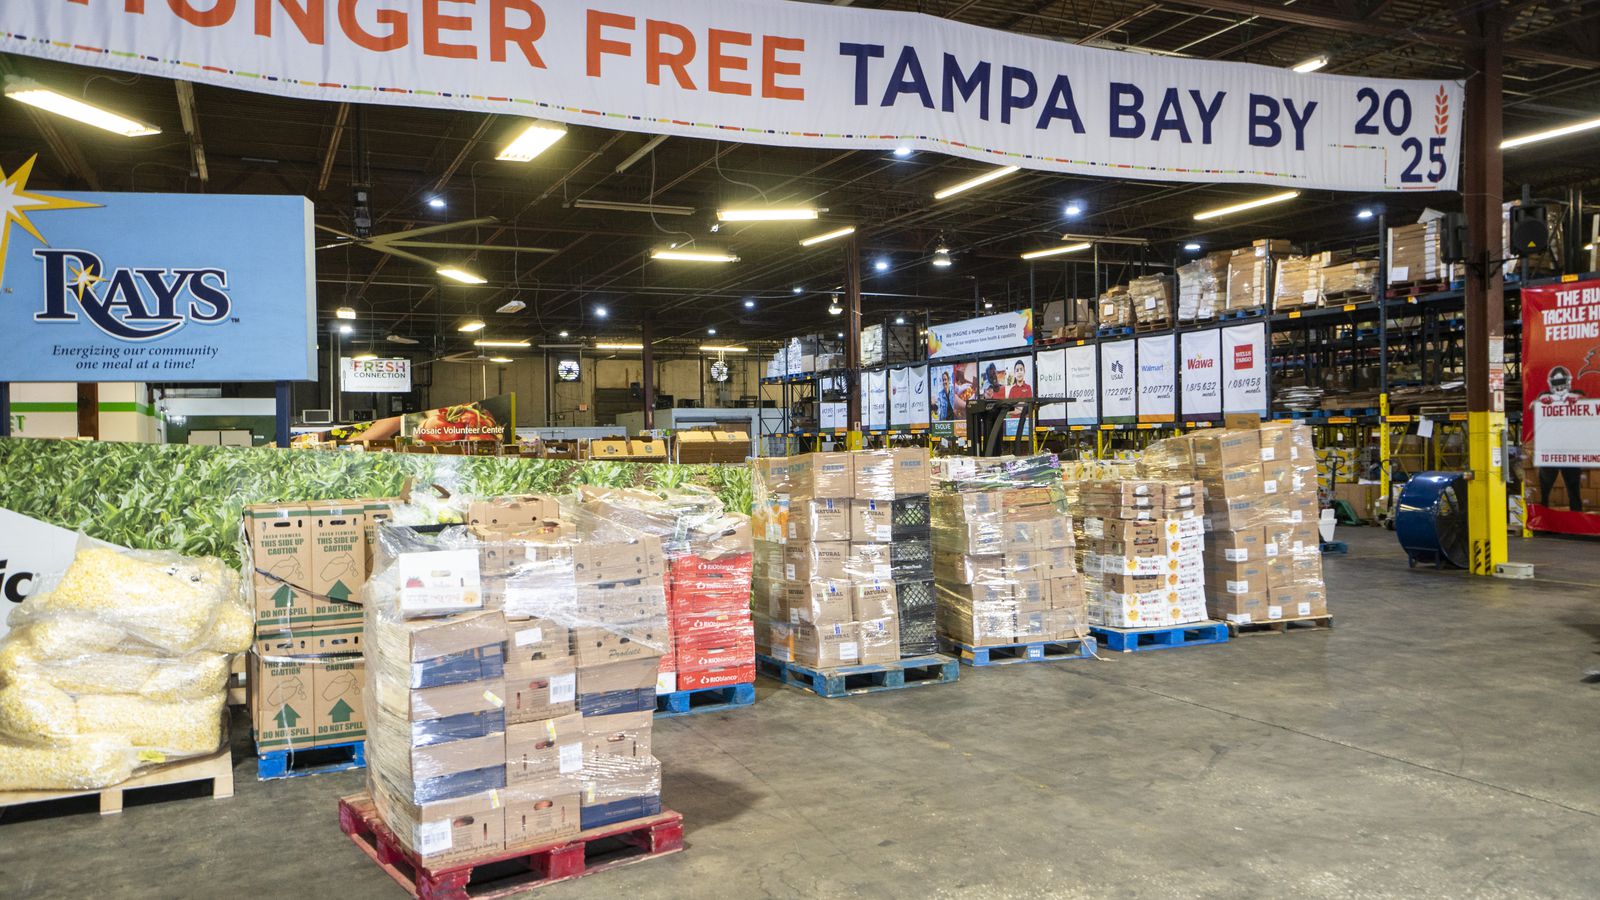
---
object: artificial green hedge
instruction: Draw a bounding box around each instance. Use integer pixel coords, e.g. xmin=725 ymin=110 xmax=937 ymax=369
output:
xmin=0 ymin=439 xmax=752 ymax=567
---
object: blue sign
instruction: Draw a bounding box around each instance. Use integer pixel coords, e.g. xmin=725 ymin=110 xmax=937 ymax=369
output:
xmin=0 ymin=167 xmax=315 ymax=382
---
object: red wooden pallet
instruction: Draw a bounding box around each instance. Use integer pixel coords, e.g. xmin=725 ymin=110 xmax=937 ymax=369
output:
xmin=338 ymin=793 xmax=683 ymax=900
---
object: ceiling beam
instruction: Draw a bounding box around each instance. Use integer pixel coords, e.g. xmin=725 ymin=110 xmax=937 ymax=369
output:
xmin=173 ymin=80 xmax=208 ymax=186
xmin=1151 ymin=0 xmax=1600 ymax=69
xmin=316 ymin=103 xmax=350 ymax=192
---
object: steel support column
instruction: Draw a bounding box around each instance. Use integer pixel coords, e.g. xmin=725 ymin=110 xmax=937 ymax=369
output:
xmin=642 ymin=314 xmax=656 ymax=432
xmin=844 ymin=233 xmax=863 ymax=447
xmin=1463 ymin=7 xmax=1508 ymax=574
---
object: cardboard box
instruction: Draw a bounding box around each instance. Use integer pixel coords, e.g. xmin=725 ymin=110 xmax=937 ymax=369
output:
xmin=505 ymin=617 xmax=571 ymax=664
xmin=505 ymin=656 xmax=577 ymax=725
xmin=589 ymin=438 xmax=630 ymax=458
xmin=245 ymin=504 xmax=313 ymax=632
xmin=310 ymin=505 xmax=365 ymax=617
xmin=372 ymin=785 xmax=505 ymax=868
xmin=852 ymin=450 xmax=897 ymax=501
xmin=373 ymin=610 xmax=507 ymax=689
xmin=1208 ymin=528 xmax=1266 ymax=563
xmin=507 ymin=713 xmax=584 ymax=783
xmin=784 ymin=541 xmax=850 ymax=582
xmin=752 ymin=457 xmax=792 ymax=494
xmin=677 ymin=664 xmax=755 ymax=691
xmin=852 ymin=582 xmax=897 ymax=620
xmin=847 ymin=542 xmax=893 ymax=580
xmin=857 ymin=616 xmax=900 ymax=664
xmin=397 ymin=548 xmax=484 ymax=617
xmin=1190 ymin=430 xmax=1261 ymax=472
xmin=250 ymin=652 xmax=317 ymax=752
xmin=574 ymin=655 xmax=661 ymax=714
xmin=932 ymin=550 xmax=1005 ymax=585
xmin=793 ymin=622 xmax=861 ymax=668
xmin=503 ymin=780 xmax=581 ymax=850
xmin=789 ymin=498 xmax=852 ymax=543
xmin=467 ymin=495 xmax=561 ymax=532
xmin=851 ymin=500 xmax=895 ymax=543
xmin=892 ymin=448 xmax=931 ymax=496
xmin=789 ymin=453 xmax=853 ymax=499
xmin=1205 ymin=560 xmax=1267 ymax=596
xmin=784 ymin=580 xmax=853 ymax=626
xmin=363 ymin=500 xmax=393 ymax=572
xmin=582 ymin=709 xmax=653 ymax=759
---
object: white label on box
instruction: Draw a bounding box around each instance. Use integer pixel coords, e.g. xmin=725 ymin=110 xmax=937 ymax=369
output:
xmin=1290 ymin=510 xmax=1304 ymax=524
xmin=1292 ymin=540 xmax=1306 ymax=553
xmin=1297 ymin=602 xmax=1312 ymax=617
xmin=840 ymin=641 xmax=860 ymax=661
xmin=1226 ymin=579 xmax=1248 ymax=595
xmin=559 ymin=742 xmax=583 ymax=774
xmin=874 ymin=564 xmax=891 ymax=579
xmin=1264 ymin=543 xmax=1279 ymax=558
xmin=1389 ymin=265 xmax=1410 ymax=282
xmin=1263 ymin=480 xmax=1278 ymax=494
xmin=788 ymin=522 xmax=797 ymax=540
xmin=417 ymin=821 xmax=453 ymax=855
xmin=514 ymin=627 xmax=544 ymax=647
xmin=1261 ymin=447 xmax=1276 ymax=461
xmin=1291 ymin=445 xmax=1302 ymax=461
xmin=1267 ymin=605 xmax=1283 ymax=620
xmin=1145 ymin=297 xmax=1157 ymax=309
xmin=876 ymin=525 xmax=892 ymax=542
xmin=1224 ymin=548 xmax=1248 ymax=562
xmin=548 ymin=673 xmax=576 ymax=704
xmin=785 ymin=563 xmax=797 ymax=580
xmin=1226 ymin=613 xmax=1252 ymax=624
xmin=398 ymin=549 xmax=482 ymax=614
xmin=773 ymin=645 xmax=792 ymax=662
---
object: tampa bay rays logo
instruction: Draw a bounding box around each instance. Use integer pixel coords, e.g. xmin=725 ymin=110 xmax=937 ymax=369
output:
xmin=3 ymin=155 xmax=233 ymax=341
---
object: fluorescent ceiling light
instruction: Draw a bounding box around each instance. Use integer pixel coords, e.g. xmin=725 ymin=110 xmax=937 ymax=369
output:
xmin=799 ymin=226 xmax=856 ymax=247
xmin=1501 ymin=115 xmax=1600 ymax=149
xmin=1357 ymin=209 xmax=1374 ymax=220
xmin=1183 ymin=242 xmax=1202 ymax=251
xmin=894 ymin=316 xmax=906 ymax=325
xmin=337 ymin=324 xmax=353 ymax=335
xmin=595 ymin=342 xmax=644 ymax=350
xmin=1193 ymin=191 xmax=1300 ymax=221
xmin=4 ymin=76 xmax=160 ymax=137
xmin=701 ymin=345 xmax=749 ymax=353
xmin=707 ymin=327 xmax=718 ymax=335
xmin=931 ymin=246 xmax=954 ymax=268
xmin=438 ymin=267 xmax=487 ymax=284
xmin=489 ymin=357 xmax=514 ymax=364
xmin=1064 ymin=202 xmax=1083 ymax=216
xmin=615 ymin=134 xmax=669 ymax=174
xmin=335 ymin=307 xmax=357 ymax=320
xmin=893 ymin=147 xmax=913 ymax=157
xmin=652 ymin=248 xmax=739 ymax=263
xmin=558 ymin=330 xmax=570 ymax=338
xmin=1292 ymin=56 xmax=1328 ymax=74
xmin=1021 ymin=241 xmax=1092 ymax=260
xmin=427 ymin=197 xmax=446 ymax=209
xmin=457 ymin=320 xmax=487 ymax=333
xmin=934 ymin=165 xmax=1021 ymax=200
xmin=386 ymin=334 xmax=420 ymax=345
xmin=571 ymin=199 xmax=695 ymax=216
xmin=717 ymin=207 xmax=819 ymax=222
xmin=792 ymin=286 xmax=804 ymax=294
xmin=496 ymin=299 xmax=527 ymax=314
xmin=497 ymin=119 xmax=567 ymax=161
xmin=874 ymin=259 xmax=890 ymax=272
xmin=743 ymin=299 xmax=756 ymax=309
xmin=474 ymin=339 xmax=531 ymax=348
xmin=594 ymin=306 xmax=608 ymax=318
xmin=352 ymin=352 xmax=378 ymax=362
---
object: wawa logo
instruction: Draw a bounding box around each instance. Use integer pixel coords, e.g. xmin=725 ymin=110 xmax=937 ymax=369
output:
xmin=1186 ymin=356 xmax=1215 ymax=370
xmin=1 ymin=155 xmax=234 ymax=341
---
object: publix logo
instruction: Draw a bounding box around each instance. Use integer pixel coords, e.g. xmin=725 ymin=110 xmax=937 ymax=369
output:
xmin=33 ymin=249 xmax=232 ymax=341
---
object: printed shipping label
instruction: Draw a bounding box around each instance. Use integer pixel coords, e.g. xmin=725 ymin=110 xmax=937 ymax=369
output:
xmin=548 ymin=673 xmax=576 ymax=704
xmin=1226 ymin=579 xmax=1248 ymax=595
xmin=1224 ymin=548 xmax=1248 ymax=562
xmin=840 ymin=641 xmax=860 ymax=661
xmin=1297 ymin=602 xmax=1312 ymax=617
xmin=1261 ymin=447 xmax=1276 ymax=461
xmin=1267 ymin=605 xmax=1283 ymax=620
xmin=417 ymin=821 xmax=452 ymax=855
xmin=1264 ymin=543 xmax=1279 ymax=558
xmin=398 ymin=549 xmax=482 ymax=614
xmin=514 ymin=627 xmax=543 ymax=647
xmin=559 ymin=742 xmax=583 ymax=774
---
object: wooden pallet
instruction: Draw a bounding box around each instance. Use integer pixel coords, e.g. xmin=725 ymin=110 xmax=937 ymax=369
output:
xmin=755 ymin=653 xmax=958 ymax=698
xmin=654 ymin=682 xmax=755 ymax=718
xmin=0 ymin=747 xmax=234 ymax=818
xmin=338 ymin=793 xmax=683 ymax=900
xmin=1224 ymin=615 xmax=1334 ymax=637
xmin=938 ymin=635 xmax=1097 ymax=667
xmin=1219 ymin=307 xmax=1267 ymax=319
xmin=227 ymin=654 xmax=247 ymax=707
xmin=1091 ymin=621 xmax=1229 ymax=653
xmin=1385 ymin=279 xmax=1449 ymax=298
xmin=257 ymin=739 xmax=366 ymax=781
xmin=1133 ymin=319 xmax=1172 ymax=333
xmin=1319 ymin=290 xmax=1377 ymax=306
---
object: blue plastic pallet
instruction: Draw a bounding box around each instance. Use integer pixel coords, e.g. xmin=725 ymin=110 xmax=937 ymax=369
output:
xmin=1220 ymin=308 xmax=1266 ymax=320
xmin=755 ymin=653 xmax=958 ymax=698
xmin=1090 ymin=621 xmax=1229 ymax=653
xmin=1097 ymin=326 xmax=1134 ymax=337
xmin=938 ymin=636 xmax=1097 ymax=667
xmin=257 ymin=739 xmax=366 ymax=781
xmin=1320 ymin=541 xmax=1349 ymax=555
xmin=654 ymin=682 xmax=756 ymax=718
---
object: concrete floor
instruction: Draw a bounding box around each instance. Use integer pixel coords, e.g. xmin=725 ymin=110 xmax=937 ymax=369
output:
xmin=3 ymin=527 xmax=1598 ymax=899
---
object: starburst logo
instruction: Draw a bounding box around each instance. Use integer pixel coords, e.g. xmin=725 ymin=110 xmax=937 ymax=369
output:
xmin=0 ymin=155 xmax=101 ymax=291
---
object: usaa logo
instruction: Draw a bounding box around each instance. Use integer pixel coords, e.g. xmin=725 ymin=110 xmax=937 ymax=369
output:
xmin=33 ymin=249 xmax=232 ymax=341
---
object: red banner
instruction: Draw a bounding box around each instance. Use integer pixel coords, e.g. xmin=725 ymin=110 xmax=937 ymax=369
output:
xmin=1522 ymin=279 xmax=1600 ymax=536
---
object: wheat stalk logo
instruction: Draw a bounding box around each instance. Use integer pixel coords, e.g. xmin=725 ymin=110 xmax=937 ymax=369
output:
xmin=1434 ymin=86 xmax=1451 ymax=136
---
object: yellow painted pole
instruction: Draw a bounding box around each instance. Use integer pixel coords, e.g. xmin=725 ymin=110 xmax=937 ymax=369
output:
xmin=1378 ymin=394 xmax=1391 ymax=512
xmin=1466 ymin=411 xmax=1509 ymax=574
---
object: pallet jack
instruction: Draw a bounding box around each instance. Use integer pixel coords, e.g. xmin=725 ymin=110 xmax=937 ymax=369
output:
xmin=964 ymin=397 xmax=1069 ymax=456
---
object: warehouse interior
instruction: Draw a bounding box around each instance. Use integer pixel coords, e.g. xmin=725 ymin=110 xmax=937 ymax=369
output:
xmin=2 ymin=0 xmax=1599 ymax=897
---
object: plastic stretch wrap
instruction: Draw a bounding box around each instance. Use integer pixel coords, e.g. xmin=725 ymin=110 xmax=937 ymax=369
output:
xmin=0 ymin=736 xmax=139 ymax=792
xmin=1177 ymin=252 xmax=1229 ymax=322
xmin=0 ymin=634 xmax=229 ymax=702
xmin=1072 ymin=478 xmax=1208 ymax=630
xmin=931 ymin=455 xmax=1087 ymax=647
xmin=582 ymin=753 xmax=662 ymax=805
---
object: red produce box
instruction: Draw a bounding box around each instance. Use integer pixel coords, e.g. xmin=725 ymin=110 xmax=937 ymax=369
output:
xmin=677 ymin=638 xmax=755 ymax=672
xmin=676 ymin=664 xmax=756 ymax=691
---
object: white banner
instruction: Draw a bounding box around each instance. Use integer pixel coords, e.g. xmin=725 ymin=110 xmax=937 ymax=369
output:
xmin=7 ymin=2 xmax=1461 ymax=191
xmin=1063 ymin=344 xmax=1099 ymax=426
xmin=867 ymin=369 xmax=889 ymax=430
xmin=1036 ymin=349 xmax=1067 ymax=425
xmin=927 ymin=311 xmax=1033 ymax=360
xmin=1180 ymin=329 xmax=1224 ymax=418
xmin=0 ymin=510 xmax=120 ymax=643
xmin=888 ymin=368 xmax=911 ymax=426
xmin=1533 ymin=401 xmax=1600 ymax=467
xmin=1137 ymin=335 xmax=1176 ymax=423
xmin=341 ymin=357 xmax=413 ymax=393
xmin=1100 ymin=340 xmax=1137 ymax=420
xmin=904 ymin=366 xmax=930 ymax=428
xmin=1221 ymin=322 xmax=1269 ymax=415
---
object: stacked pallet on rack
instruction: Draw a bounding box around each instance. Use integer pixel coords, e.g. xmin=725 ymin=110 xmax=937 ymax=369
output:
xmin=751 ymin=450 xmax=957 ymax=696
xmin=244 ymin=500 xmax=378 ymax=780
xmin=1098 ymin=284 xmax=1132 ymax=330
xmin=1226 ymin=239 xmax=1292 ymax=312
xmin=1177 ymin=251 xmax=1231 ymax=323
xmin=1130 ymin=274 xmax=1174 ymax=331
xmin=574 ymin=487 xmax=756 ymax=716
xmin=1386 ymin=219 xmax=1448 ymax=292
xmin=355 ymin=498 xmax=677 ymax=888
xmin=930 ymin=454 xmax=1093 ymax=665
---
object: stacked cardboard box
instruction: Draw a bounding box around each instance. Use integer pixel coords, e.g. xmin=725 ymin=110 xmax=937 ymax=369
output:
xmin=1176 ymin=424 xmax=1328 ymax=625
xmin=1177 ymin=251 xmax=1230 ymax=322
xmin=676 ymin=430 xmax=751 ymax=464
xmin=362 ymin=500 xmax=669 ymax=870
xmin=244 ymin=500 xmax=380 ymax=756
xmin=1098 ymin=285 xmax=1131 ymax=329
xmin=1041 ymin=298 xmax=1093 ymax=339
xmin=1271 ymin=256 xmax=1317 ymax=312
xmin=573 ymin=486 xmax=755 ymax=694
xmin=1226 ymin=239 xmax=1292 ymax=311
xmin=1129 ymin=275 xmax=1173 ymax=329
xmin=1072 ymin=479 xmax=1206 ymax=630
xmin=1387 ymin=221 xmax=1445 ymax=286
xmin=930 ymin=455 xmax=1086 ymax=647
xmin=1319 ymin=259 xmax=1380 ymax=300
xmin=751 ymin=449 xmax=934 ymax=667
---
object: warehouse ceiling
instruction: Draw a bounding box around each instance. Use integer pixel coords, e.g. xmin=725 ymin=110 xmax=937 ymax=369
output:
xmin=2 ymin=0 xmax=1598 ymax=357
